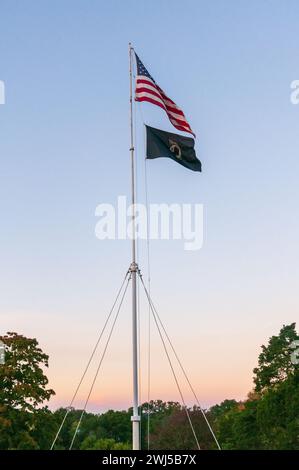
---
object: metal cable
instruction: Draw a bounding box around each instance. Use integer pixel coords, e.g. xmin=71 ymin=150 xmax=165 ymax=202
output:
xmin=139 ymin=275 xmax=200 ymax=450
xmin=50 ymin=270 xmax=130 ymax=450
xmin=68 ymin=275 xmax=131 ymax=449
xmin=139 ymin=274 xmax=221 ymax=450
xmin=153 ymin=304 xmax=221 ymax=449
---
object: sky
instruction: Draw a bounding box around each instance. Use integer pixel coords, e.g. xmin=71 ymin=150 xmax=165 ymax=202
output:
xmin=0 ymin=0 xmax=299 ymax=413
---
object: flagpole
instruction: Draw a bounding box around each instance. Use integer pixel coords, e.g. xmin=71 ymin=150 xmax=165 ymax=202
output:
xmin=129 ymin=42 xmax=140 ymax=451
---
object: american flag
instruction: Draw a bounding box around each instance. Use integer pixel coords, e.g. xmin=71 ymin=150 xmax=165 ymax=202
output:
xmin=134 ymin=53 xmax=195 ymax=137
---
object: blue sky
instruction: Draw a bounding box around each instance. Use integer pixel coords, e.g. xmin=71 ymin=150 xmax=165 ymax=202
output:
xmin=1 ymin=0 xmax=299 ymax=411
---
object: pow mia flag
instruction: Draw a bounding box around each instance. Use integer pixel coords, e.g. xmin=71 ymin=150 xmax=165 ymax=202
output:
xmin=146 ymin=125 xmax=201 ymax=172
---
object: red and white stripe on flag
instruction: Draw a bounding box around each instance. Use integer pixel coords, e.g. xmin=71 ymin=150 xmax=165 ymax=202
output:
xmin=134 ymin=54 xmax=195 ymax=137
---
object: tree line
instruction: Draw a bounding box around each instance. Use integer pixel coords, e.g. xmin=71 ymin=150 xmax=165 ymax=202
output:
xmin=0 ymin=323 xmax=298 ymax=450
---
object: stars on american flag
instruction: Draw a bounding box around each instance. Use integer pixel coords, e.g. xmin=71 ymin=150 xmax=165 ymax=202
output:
xmin=135 ymin=54 xmax=156 ymax=82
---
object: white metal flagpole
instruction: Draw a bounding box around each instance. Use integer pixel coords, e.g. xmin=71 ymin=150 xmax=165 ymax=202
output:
xmin=129 ymin=42 xmax=141 ymax=450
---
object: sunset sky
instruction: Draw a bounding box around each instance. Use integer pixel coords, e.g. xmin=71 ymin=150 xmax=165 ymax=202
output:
xmin=1 ymin=0 xmax=299 ymax=413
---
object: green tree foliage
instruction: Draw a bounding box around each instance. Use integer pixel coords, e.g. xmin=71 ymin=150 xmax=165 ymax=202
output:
xmin=253 ymin=323 xmax=298 ymax=393
xmin=1 ymin=325 xmax=298 ymax=450
xmin=98 ymin=409 xmax=131 ymax=444
xmin=51 ymin=408 xmax=132 ymax=450
xmin=0 ymin=332 xmax=55 ymax=449
xmin=51 ymin=408 xmax=87 ymax=450
xmin=0 ymin=332 xmax=55 ymax=411
xmin=256 ymin=372 xmax=299 ymax=449
xmin=51 ymin=401 xmax=183 ymax=450
xmin=221 ymin=400 xmax=261 ymax=450
xmin=80 ymin=437 xmax=130 ymax=450
xmin=209 ymin=399 xmax=238 ymax=420
xmin=211 ymin=323 xmax=299 ymax=450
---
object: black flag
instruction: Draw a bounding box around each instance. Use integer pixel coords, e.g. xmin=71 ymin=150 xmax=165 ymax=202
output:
xmin=146 ymin=125 xmax=201 ymax=172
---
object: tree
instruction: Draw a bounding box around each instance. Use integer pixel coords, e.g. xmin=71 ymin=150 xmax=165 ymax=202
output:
xmin=253 ymin=323 xmax=298 ymax=393
xmin=229 ymin=400 xmax=260 ymax=449
xmin=212 ymin=324 xmax=299 ymax=450
xmin=0 ymin=332 xmax=55 ymax=411
xmin=51 ymin=408 xmax=132 ymax=450
xmin=140 ymin=400 xmax=182 ymax=448
xmin=97 ymin=409 xmax=131 ymax=444
xmin=51 ymin=408 xmax=84 ymax=449
xmin=0 ymin=332 xmax=55 ymax=449
xmin=209 ymin=399 xmax=238 ymax=421
xmin=80 ymin=437 xmax=130 ymax=450
xmin=256 ymin=371 xmax=299 ymax=449
xmin=149 ymin=406 xmax=217 ymax=450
